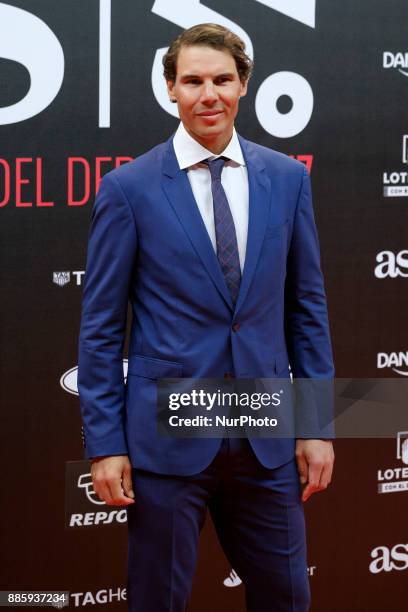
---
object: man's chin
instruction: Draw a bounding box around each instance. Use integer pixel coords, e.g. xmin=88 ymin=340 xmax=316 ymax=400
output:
xmin=193 ymin=123 xmax=229 ymax=140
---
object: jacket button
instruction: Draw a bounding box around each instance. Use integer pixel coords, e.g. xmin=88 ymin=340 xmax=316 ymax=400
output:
xmin=224 ymin=372 xmax=235 ymax=379
xmin=232 ymin=323 xmax=241 ymax=332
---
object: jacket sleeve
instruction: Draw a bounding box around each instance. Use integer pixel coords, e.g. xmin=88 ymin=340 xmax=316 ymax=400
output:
xmin=284 ymin=166 xmax=335 ymax=438
xmin=77 ymin=172 xmax=137 ymax=459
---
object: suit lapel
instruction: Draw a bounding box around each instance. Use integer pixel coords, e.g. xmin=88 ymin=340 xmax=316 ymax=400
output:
xmin=234 ymin=135 xmax=271 ymax=315
xmin=161 ymin=137 xmax=234 ymax=311
xmin=160 ymin=134 xmax=272 ymax=315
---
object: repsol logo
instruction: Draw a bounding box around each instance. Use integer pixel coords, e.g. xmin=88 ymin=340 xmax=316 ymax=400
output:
xmin=382 ymin=52 xmax=408 ymax=76
xmin=369 ymin=543 xmax=408 ymax=574
xmin=69 ymin=510 xmax=127 ymax=527
xmin=374 ymin=250 xmax=408 ymax=278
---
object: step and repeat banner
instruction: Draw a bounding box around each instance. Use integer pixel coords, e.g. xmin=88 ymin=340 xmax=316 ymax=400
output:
xmin=1 ymin=1 xmax=407 ymax=610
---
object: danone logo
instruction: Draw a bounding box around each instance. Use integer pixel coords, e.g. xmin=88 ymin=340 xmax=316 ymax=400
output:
xmin=382 ymin=52 xmax=408 ymax=77
xmin=377 ymin=352 xmax=408 ymax=376
xmin=60 ymin=360 xmax=128 ymax=395
xmin=369 ymin=543 xmax=408 ymax=573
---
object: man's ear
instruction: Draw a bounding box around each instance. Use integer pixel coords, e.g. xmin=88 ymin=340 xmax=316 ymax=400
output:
xmin=167 ymin=80 xmax=177 ymax=103
xmin=239 ymin=79 xmax=248 ymax=98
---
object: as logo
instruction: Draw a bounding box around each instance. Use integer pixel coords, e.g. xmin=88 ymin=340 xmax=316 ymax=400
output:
xmin=369 ymin=543 xmax=408 ymax=573
xmin=374 ymin=250 xmax=408 ymax=278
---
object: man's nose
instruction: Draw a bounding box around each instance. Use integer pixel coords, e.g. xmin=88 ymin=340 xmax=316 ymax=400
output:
xmin=200 ymin=82 xmax=218 ymax=103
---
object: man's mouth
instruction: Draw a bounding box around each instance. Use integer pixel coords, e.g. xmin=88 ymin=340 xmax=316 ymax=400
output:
xmin=196 ymin=110 xmax=224 ymax=117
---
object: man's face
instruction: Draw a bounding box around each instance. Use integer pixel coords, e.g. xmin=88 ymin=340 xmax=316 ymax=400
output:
xmin=167 ymin=45 xmax=248 ymax=147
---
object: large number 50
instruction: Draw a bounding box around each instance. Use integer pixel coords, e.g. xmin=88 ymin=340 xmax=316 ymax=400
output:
xmin=0 ymin=0 xmax=315 ymax=137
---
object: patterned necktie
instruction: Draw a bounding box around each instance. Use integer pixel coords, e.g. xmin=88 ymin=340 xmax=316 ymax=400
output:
xmin=205 ymin=157 xmax=241 ymax=304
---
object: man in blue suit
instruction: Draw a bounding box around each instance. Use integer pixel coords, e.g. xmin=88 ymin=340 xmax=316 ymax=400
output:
xmin=78 ymin=23 xmax=334 ymax=612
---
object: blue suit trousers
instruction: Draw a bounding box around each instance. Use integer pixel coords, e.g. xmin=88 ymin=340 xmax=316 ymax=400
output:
xmin=126 ymin=437 xmax=310 ymax=611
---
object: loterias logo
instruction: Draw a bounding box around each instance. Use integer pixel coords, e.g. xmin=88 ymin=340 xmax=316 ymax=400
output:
xmin=60 ymin=360 xmax=128 ymax=396
xmin=377 ymin=431 xmax=408 ymax=494
xmin=374 ymin=250 xmax=408 ymax=278
xmin=383 ymin=135 xmax=408 ymax=198
xmin=65 ymin=461 xmax=127 ymax=528
xmin=383 ymin=52 xmax=408 ymax=77
xmin=369 ymin=543 xmax=408 ymax=574
xmin=377 ymin=351 xmax=408 ymax=376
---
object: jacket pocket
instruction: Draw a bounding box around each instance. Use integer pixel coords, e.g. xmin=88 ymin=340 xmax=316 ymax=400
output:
xmin=127 ymin=354 xmax=183 ymax=379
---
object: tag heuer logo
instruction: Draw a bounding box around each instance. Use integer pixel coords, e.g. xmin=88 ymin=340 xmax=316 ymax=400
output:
xmin=53 ymin=271 xmax=70 ymax=287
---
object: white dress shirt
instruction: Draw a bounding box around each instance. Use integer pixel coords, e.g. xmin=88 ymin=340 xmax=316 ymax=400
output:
xmin=172 ymin=122 xmax=249 ymax=272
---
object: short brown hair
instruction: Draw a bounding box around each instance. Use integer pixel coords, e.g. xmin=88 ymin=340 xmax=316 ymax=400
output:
xmin=163 ymin=23 xmax=253 ymax=83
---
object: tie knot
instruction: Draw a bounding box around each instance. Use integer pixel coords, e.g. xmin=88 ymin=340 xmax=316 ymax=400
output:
xmin=205 ymin=156 xmax=227 ymax=181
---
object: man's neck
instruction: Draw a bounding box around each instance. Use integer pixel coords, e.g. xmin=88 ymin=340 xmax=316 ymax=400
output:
xmin=184 ymin=125 xmax=233 ymax=156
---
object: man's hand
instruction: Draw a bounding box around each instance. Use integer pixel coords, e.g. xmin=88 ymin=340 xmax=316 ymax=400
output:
xmin=90 ymin=455 xmax=135 ymax=506
xmin=295 ymin=440 xmax=334 ymax=502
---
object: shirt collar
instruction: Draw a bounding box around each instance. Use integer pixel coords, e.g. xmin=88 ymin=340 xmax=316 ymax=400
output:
xmin=173 ymin=121 xmax=245 ymax=170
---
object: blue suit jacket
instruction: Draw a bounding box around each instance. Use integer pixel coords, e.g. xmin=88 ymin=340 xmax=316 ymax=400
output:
xmin=78 ymin=133 xmax=334 ymax=475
